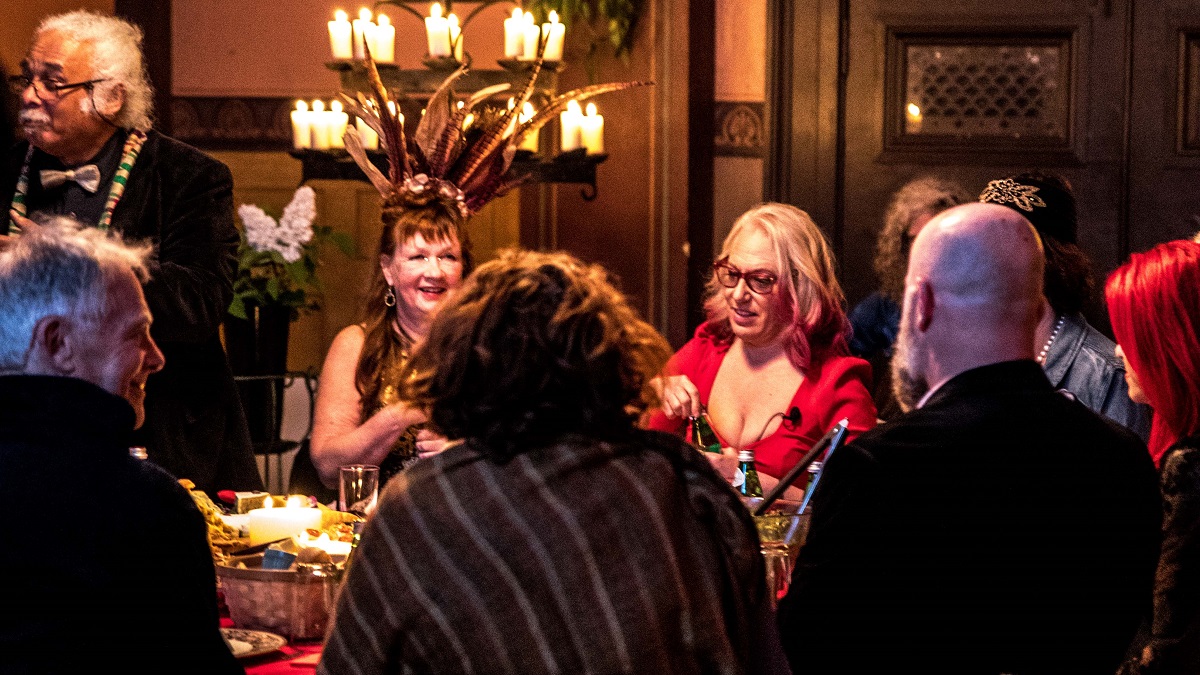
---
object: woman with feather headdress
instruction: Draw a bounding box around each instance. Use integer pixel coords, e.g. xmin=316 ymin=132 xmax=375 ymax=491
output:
xmin=308 ymin=47 xmax=648 ymax=488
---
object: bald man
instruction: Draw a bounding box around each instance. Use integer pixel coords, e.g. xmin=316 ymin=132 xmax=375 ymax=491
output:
xmin=777 ymin=203 xmax=1160 ymax=674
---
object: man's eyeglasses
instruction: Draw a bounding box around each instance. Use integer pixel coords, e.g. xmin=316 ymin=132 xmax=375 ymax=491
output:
xmin=713 ymin=258 xmax=778 ymax=295
xmin=7 ymin=75 xmax=107 ymax=102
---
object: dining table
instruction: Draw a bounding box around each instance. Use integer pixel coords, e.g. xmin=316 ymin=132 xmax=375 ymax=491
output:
xmin=221 ymin=616 xmax=324 ymax=673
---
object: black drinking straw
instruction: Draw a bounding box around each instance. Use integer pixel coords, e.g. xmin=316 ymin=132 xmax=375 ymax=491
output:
xmin=752 ymin=417 xmax=848 ymax=516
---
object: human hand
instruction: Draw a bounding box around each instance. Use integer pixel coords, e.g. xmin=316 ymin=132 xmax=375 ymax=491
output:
xmin=655 ymin=374 xmax=702 ymax=419
xmin=7 ymin=210 xmax=39 ymax=236
xmin=415 ymin=428 xmax=453 ymax=458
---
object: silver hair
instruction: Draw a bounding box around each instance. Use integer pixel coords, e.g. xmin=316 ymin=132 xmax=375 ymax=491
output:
xmin=0 ymin=217 xmax=152 ymax=372
xmin=35 ymin=11 xmax=154 ymax=130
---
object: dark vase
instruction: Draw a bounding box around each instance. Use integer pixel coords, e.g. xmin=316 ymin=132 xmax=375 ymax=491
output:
xmin=224 ymin=305 xmax=292 ymax=448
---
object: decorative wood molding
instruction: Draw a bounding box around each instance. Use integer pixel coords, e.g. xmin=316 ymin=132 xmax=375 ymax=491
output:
xmin=714 ymin=101 xmax=765 ymax=157
xmin=170 ymin=97 xmax=294 ymax=151
xmin=1180 ymin=31 xmax=1200 ymax=156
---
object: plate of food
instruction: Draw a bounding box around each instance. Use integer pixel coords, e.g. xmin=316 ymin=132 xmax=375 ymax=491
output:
xmin=221 ymin=627 xmax=287 ymax=659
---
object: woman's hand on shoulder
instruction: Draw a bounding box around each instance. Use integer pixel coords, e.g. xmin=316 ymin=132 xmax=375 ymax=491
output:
xmin=655 ymin=374 xmax=702 ymax=419
xmin=414 ymin=427 xmax=455 ymax=458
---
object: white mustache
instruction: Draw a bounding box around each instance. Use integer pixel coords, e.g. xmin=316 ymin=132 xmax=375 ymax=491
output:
xmin=19 ymin=110 xmax=50 ymax=126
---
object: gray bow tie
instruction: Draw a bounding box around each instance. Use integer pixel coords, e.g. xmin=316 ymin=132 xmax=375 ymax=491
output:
xmin=40 ymin=165 xmax=102 ymax=193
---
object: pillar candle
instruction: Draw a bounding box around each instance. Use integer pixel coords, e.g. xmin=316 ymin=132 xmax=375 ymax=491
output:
xmin=353 ymin=8 xmax=374 ymax=60
xmin=373 ymin=14 xmax=396 ymax=63
xmin=329 ymin=100 xmax=350 ymax=149
xmin=541 ymin=11 xmax=566 ymax=61
xmin=448 ymin=13 xmax=463 ymax=62
xmin=426 ymin=3 xmax=451 ymax=57
xmin=560 ymin=99 xmax=583 ymax=152
xmin=503 ymin=8 xmax=524 ymax=58
xmin=356 ymin=117 xmax=379 ymax=150
xmin=581 ymin=102 xmax=604 ymax=154
xmin=311 ymin=99 xmax=331 ymax=150
xmin=328 ymin=10 xmax=353 ymax=60
xmin=518 ymin=102 xmax=539 ymax=152
xmin=291 ymin=100 xmax=312 ymax=150
xmin=247 ymin=498 xmax=322 ymax=547
xmin=521 ymin=12 xmax=540 ymax=61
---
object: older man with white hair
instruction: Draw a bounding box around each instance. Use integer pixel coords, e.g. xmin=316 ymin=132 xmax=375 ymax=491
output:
xmin=778 ymin=202 xmax=1161 ymax=674
xmin=2 ymin=10 xmax=260 ymax=494
xmin=0 ymin=221 xmax=241 ymax=673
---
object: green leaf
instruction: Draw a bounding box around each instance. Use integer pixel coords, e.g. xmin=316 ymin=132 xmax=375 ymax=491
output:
xmin=228 ymin=295 xmax=248 ymax=320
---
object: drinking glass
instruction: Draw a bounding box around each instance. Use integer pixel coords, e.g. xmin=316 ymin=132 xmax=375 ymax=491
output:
xmin=339 ymin=464 xmax=379 ymax=515
xmin=742 ymin=497 xmax=809 ymax=607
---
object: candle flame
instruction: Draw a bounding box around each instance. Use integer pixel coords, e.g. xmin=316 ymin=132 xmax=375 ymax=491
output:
xmin=448 ymin=13 xmax=459 ymax=27
xmin=549 ymin=10 xmax=559 ymax=23
xmin=566 ymin=99 xmax=582 ymax=115
xmin=286 ymin=495 xmax=305 ymax=508
xmin=262 ymin=498 xmax=274 ymax=510
xmin=907 ymin=103 xmax=921 ymax=117
xmin=377 ymin=13 xmax=390 ymax=27
xmin=331 ymin=100 xmax=344 ymax=113
xmin=335 ymin=9 xmax=348 ymax=22
xmin=317 ymin=533 xmax=332 ymax=543
xmin=431 ymin=3 xmax=443 ymax=19
xmin=312 ymin=99 xmax=326 ymax=113
xmin=524 ymin=11 xmax=535 ymax=24
xmin=512 ymin=7 xmax=523 ymax=20
xmin=295 ymin=99 xmax=308 ymax=112
xmin=586 ymin=102 xmax=598 ymax=116
xmin=358 ymin=7 xmax=372 ymax=21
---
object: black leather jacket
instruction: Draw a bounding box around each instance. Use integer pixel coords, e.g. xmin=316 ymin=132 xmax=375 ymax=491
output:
xmin=1043 ymin=313 xmax=1152 ymax=442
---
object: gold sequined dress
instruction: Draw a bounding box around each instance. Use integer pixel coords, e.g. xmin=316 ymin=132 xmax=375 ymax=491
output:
xmin=366 ymin=349 xmax=422 ymax=487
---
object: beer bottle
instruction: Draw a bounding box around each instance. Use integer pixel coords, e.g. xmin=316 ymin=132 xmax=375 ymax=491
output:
xmin=734 ymin=449 xmax=763 ymax=497
xmin=687 ymin=412 xmax=722 ymax=453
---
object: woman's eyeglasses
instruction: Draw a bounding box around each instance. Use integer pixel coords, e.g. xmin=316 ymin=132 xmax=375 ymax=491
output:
xmin=713 ymin=258 xmax=778 ymax=294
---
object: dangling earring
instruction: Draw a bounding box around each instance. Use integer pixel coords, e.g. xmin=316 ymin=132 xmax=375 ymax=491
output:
xmin=384 ymin=286 xmax=396 ymax=307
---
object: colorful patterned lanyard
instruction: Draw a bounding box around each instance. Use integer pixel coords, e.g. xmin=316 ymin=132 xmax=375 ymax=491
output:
xmin=8 ymin=129 xmax=147 ymax=234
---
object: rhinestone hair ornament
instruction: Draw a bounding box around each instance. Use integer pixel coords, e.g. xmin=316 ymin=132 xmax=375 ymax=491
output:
xmin=339 ymin=42 xmax=651 ymax=218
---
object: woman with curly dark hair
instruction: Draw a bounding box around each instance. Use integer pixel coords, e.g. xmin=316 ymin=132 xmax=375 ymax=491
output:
xmin=320 ymin=249 xmax=788 ymax=674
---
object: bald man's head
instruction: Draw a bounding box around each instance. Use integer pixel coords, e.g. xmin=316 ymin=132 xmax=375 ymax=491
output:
xmin=891 ymin=202 xmax=1045 ymax=411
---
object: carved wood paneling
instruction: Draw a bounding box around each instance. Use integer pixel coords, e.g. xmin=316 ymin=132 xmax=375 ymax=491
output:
xmin=170 ymin=97 xmax=293 ymax=151
xmin=715 ymin=101 xmax=765 ymax=157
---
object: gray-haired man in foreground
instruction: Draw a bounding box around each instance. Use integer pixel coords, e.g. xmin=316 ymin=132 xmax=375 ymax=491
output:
xmin=0 ymin=221 xmax=241 ymax=674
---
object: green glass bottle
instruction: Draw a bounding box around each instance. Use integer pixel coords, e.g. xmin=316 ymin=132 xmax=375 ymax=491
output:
xmin=687 ymin=412 xmax=722 ymax=453
xmin=734 ymin=449 xmax=763 ymax=497
xmin=340 ymin=520 xmax=365 ymax=579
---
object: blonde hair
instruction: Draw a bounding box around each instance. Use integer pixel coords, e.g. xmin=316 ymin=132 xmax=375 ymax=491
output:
xmin=703 ymin=203 xmax=850 ymax=371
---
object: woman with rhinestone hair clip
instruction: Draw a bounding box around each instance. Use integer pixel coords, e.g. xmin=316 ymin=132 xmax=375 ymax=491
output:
xmin=980 ymin=170 xmax=1151 ymax=440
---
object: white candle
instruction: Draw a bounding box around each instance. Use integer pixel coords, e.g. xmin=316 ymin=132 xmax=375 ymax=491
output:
xmin=560 ymin=99 xmax=583 ymax=152
xmin=448 ymin=13 xmax=463 ymax=62
xmin=356 ymin=117 xmax=379 ymax=150
xmin=541 ymin=11 xmax=565 ymax=61
xmin=291 ymin=100 xmax=312 ymax=150
xmin=425 ymin=3 xmax=451 ymax=58
xmin=519 ymin=102 xmax=539 ymax=152
xmin=521 ymin=12 xmax=540 ymax=61
xmin=311 ymin=99 xmax=331 ymax=150
xmin=503 ymin=8 xmax=524 ymax=59
xmin=352 ymin=7 xmax=374 ymax=60
xmin=581 ymin=102 xmax=604 ymax=154
xmin=247 ymin=497 xmax=322 ymax=546
xmin=328 ymin=10 xmax=353 ymax=60
xmin=373 ymin=14 xmax=396 ymax=63
xmin=296 ymin=532 xmax=353 ymax=557
xmin=329 ymin=100 xmax=349 ymax=149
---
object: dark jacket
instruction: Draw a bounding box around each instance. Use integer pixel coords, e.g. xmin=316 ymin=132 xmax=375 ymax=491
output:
xmin=1045 ymin=312 xmax=1152 ymax=442
xmin=778 ymin=360 xmax=1161 ymax=674
xmin=0 ymin=375 xmax=243 ymax=674
xmin=3 ymin=131 xmax=261 ymax=493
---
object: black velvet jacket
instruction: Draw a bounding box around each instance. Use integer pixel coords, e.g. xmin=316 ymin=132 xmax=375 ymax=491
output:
xmin=3 ymin=131 xmax=262 ymax=493
xmin=0 ymin=375 xmax=242 ymax=674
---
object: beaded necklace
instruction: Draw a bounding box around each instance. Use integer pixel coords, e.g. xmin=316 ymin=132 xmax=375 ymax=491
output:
xmin=7 ymin=129 xmax=147 ymax=234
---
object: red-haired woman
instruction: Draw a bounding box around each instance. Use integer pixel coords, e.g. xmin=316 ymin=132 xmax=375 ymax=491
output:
xmin=647 ymin=203 xmax=876 ymax=495
xmin=1108 ymin=240 xmax=1200 ymax=675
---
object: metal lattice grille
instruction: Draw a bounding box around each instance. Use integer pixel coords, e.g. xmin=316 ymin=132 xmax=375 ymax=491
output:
xmin=904 ymin=43 xmax=1067 ymax=139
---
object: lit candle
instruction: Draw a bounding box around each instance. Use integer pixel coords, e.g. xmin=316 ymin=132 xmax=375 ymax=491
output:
xmin=296 ymin=531 xmax=354 ymax=557
xmin=560 ymin=99 xmax=583 ymax=152
xmin=352 ymin=7 xmax=374 ymax=60
xmin=503 ymin=8 xmax=524 ymax=59
xmin=373 ymin=14 xmax=396 ymax=63
xmin=328 ymin=10 xmax=353 ymax=60
xmin=247 ymin=497 xmax=322 ymax=546
xmin=581 ymin=102 xmax=604 ymax=154
xmin=521 ymin=12 xmax=540 ymax=61
xmin=311 ymin=99 xmax=331 ymax=150
xmin=541 ymin=11 xmax=566 ymax=62
xmin=329 ymin=100 xmax=350 ymax=149
xmin=448 ymin=13 xmax=463 ymax=62
xmin=426 ymin=3 xmax=451 ymax=58
xmin=519 ymin=102 xmax=539 ymax=152
xmin=906 ymin=102 xmax=923 ymax=133
xmin=356 ymin=117 xmax=379 ymax=150
xmin=291 ymin=100 xmax=312 ymax=150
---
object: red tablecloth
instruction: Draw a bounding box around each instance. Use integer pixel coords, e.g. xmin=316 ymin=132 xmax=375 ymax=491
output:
xmin=221 ymin=617 xmax=323 ymax=673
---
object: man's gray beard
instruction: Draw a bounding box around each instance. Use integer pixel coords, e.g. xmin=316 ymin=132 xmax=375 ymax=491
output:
xmin=890 ymin=321 xmax=929 ymax=413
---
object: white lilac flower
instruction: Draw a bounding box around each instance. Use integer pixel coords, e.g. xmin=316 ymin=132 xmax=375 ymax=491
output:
xmin=238 ymin=187 xmax=318 ymax=262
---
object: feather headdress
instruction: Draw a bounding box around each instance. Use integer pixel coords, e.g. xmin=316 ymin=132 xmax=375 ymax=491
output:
xmin=339 ymin=45 xmax=651 ymax=218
